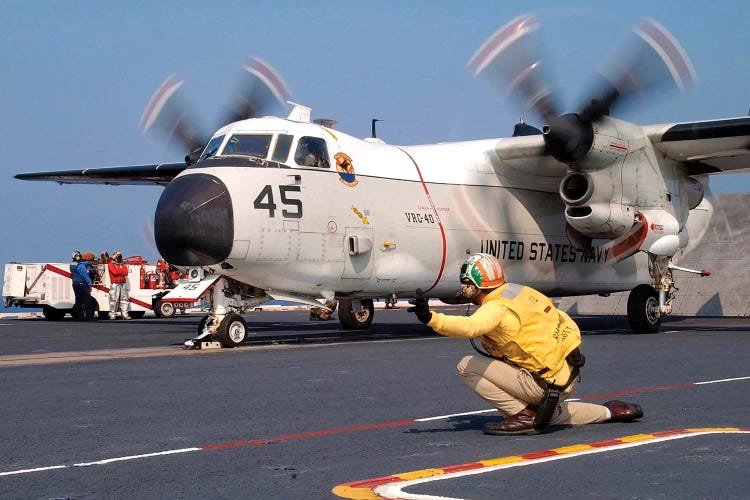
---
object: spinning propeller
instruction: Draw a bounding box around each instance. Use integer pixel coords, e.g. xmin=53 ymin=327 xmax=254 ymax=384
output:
xmin=468 ymin=14 xmax=695 ymax=164
xmin=139 ymin=57 xmax=291 ymax=165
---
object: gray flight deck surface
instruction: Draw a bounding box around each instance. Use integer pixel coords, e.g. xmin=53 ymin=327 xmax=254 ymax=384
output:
xmin=0 ymin=308 xmax=748 ymax=499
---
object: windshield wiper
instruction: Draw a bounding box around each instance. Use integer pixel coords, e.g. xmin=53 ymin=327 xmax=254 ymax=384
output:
xmin=199 ymin=147 xmax=219 ymax=162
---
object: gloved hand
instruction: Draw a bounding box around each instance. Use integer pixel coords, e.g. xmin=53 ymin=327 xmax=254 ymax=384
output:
xmin=408 ymin=288 xmax=432 ymax=324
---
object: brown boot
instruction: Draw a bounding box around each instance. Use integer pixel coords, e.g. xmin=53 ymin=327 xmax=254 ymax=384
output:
xmin=604 ymin=400 xmax=644 ymax=422
xmin=484 ymin=407 xmax=539 ymax=436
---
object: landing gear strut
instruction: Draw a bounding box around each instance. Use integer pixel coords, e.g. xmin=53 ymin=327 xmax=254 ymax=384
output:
xmin=384 ymin=294 xmax=398 ymax=309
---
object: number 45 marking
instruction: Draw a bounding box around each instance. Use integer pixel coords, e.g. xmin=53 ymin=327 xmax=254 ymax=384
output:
xmin=253 ymin=185 xmax=303 ymax=218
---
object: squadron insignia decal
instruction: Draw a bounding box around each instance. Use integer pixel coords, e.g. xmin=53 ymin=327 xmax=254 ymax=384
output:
xmin=335 ymin=152 xmax=358 ymax=187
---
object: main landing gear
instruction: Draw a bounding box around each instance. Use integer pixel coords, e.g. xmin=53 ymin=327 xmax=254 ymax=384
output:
xmin=627 ymin=284 xmax=661 ymax=333
xmin=308 ymin=298 xmax=376 ymax=329
xmin=338 ymin=298 xmax=374 ymax=330
xmin=626 ymin=254 xmax=710 ymax=334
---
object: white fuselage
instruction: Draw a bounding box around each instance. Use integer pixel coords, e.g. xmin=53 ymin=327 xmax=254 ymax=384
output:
xmin=176 ymin=117 xmax=711 ymax=299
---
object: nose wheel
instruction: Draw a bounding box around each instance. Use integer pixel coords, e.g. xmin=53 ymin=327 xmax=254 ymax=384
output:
xmin=217 ymin=313 xmax=247 ymax=347
xmin=188 ymin=312 xmax=247 ymax=348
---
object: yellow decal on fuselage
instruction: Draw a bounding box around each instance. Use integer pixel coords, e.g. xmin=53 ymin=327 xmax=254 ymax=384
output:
xmin=351 ymin=206 xmax=369 ymax=225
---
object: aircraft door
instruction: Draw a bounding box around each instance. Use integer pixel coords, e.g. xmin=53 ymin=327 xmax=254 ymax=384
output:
xmin=342 ymin=227 xmax=373 ymax=279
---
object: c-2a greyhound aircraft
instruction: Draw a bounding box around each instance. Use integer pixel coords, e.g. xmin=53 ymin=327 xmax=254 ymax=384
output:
xmin=16 ymin=15 xmax=750 ymax=347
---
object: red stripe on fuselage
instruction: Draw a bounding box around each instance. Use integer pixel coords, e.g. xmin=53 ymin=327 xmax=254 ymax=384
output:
xmin=396 ymin=147 xmax=447 ymax=293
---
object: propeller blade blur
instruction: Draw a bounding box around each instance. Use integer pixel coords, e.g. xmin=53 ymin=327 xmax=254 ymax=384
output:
xmin=581 ymin=18 xmax=696 ymax=122
xmin=467 ymin=13 xmax=559 ymax=121
xmin=139 ymin=75 xmax=206 ymax=154
xmin=470 ymin=15 xmax=695 ymax=165
xmin=220 ymin=57 xmax=291 ymax=127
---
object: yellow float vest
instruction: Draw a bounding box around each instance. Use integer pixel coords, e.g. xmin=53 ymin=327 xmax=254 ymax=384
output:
xmin=484 ymin=283 xmax=581 ymax=385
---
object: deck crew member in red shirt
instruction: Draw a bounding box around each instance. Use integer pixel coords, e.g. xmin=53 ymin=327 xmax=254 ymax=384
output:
xmin=108 ymin=252 xmax=131 ymax=320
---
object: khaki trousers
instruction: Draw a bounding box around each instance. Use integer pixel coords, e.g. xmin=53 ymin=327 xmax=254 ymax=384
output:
xmin=457 ymin=355 xmax=608 ymax=425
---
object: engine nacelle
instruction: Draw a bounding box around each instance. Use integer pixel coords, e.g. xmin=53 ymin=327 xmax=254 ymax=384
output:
xmin=559 ymin=171 xmax=635 ymax=239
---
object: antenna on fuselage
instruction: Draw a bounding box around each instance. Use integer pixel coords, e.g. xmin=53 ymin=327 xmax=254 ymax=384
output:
xmin=371 ymin=118 xmax=382 ymax=138
xmin=287 ymin=101 xmax=311 ymax=123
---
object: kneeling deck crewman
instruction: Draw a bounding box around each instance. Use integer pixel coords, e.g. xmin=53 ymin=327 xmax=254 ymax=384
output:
xmin=409 ymin=253 xmax=643 ymax=435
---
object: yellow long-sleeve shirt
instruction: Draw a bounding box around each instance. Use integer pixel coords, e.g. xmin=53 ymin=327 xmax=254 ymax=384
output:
xmin=427 ymin=284 xmax=578 ymax=386
xmin=427 ymin=292 xmax=520 ymax=343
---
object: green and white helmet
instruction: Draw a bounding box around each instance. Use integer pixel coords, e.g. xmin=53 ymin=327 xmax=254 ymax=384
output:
xmin=459 ymin=253 xmax=506 ymax=289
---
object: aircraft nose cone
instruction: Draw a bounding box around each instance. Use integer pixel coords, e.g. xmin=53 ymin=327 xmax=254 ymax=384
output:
xmin=155 ymin=173 xmax=234 ymax=266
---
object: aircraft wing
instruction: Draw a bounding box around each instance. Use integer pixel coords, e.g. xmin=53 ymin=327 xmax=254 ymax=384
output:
xmin=493 ymin=135 xmax=547 ymax=161
xmin=14 ymin=162 xmax=186 ymax=186
xmin=492 ymin=135 xmax=566 ymax=191
xmin=645 ymin=116 xmax=750 ymax=175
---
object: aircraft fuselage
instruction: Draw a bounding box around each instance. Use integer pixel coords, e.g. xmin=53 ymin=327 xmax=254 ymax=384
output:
xmin=154 ymin=117 xmax=700 ymax=300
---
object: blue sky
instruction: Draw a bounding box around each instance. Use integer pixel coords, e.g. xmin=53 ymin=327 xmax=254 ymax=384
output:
xmin=1 ymin=0 xmax=748 ymax=275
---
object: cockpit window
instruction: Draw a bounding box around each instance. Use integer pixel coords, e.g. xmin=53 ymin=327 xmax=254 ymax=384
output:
xmin=201 ymin=135 xmax=225 ymax=160
xmin=222 ymin=134 xmax=273 ymax=158
xmin=294 ymin=136 xmax=330 ymax=168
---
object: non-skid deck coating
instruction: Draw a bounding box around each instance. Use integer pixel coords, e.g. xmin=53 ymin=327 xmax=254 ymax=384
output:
xmin=0 ymin=310 xmax=748 ymax=498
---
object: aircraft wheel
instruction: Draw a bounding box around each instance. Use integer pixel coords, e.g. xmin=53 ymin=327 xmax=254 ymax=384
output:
xmin=217 ymin=314 xmax=247 ymax=348
xmin=627 ymin=284 xmax=662 ymax=333
xmin=42 ymin=306 xmax=65 ymax=321
xmin=154 ymin=300 xmax=176 ymax=318
xmin=338 ymin=298 xmax=374 ymax=330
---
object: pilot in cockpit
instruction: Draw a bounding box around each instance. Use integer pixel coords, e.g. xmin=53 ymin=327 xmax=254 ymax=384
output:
xmin=224 ymin=136 xmax=240 ymax=155
xmin=297 ymin=137 xmax=320 ymax=167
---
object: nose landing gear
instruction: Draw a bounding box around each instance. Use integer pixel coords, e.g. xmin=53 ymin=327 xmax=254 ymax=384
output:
xmin=183 ymin=276 xmax=269 ymax=349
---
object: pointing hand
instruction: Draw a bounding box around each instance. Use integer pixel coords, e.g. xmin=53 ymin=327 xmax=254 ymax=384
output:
xmin=408 ymin=288 xmax=432 ymax=324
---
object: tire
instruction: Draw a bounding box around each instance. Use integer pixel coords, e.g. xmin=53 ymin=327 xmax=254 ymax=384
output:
xmin=627 ymin=284 xmax=662 ymax=333
xmin=154 ymin=300 xmax=176 ymax=318
xmin=42 ymin=306 xmax=65 ymax=321
xmin=338 ymin=298 xmax=374 ymax=330
xmin=217 ymin=314 xmax=247 ymax=348
xmin=129 ymin=311 xmax=146 ymax=319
